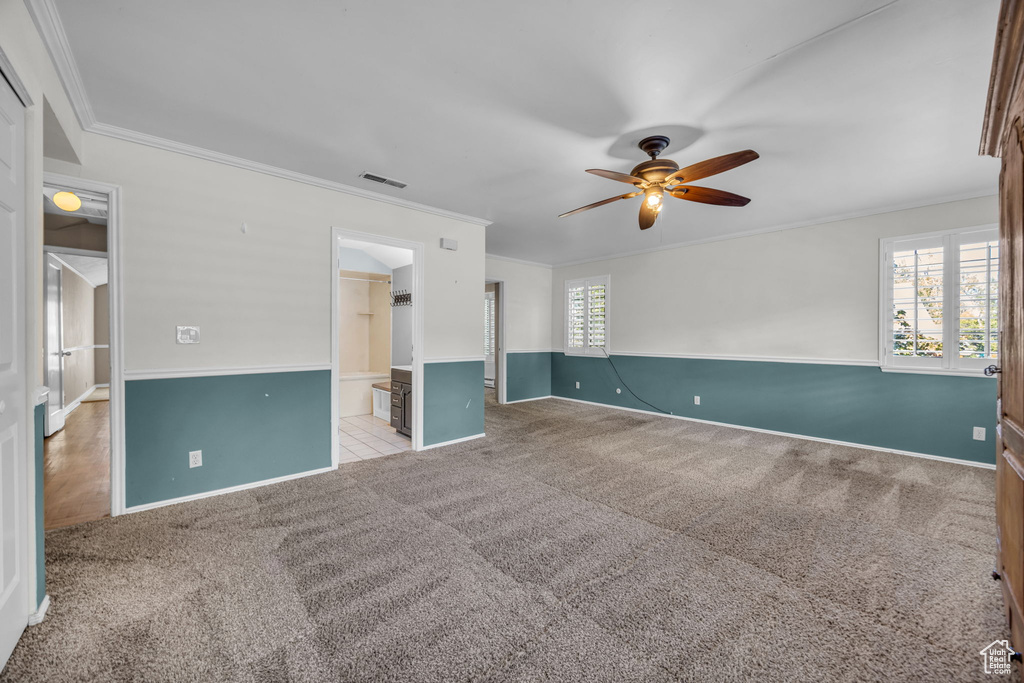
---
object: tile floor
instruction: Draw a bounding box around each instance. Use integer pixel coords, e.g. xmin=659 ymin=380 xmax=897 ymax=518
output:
xmin=339 ymin=414 xmax=411 ymax=462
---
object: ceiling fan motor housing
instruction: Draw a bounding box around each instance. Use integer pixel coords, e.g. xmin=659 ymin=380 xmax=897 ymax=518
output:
xmin=631 ymin=158 xmax=679 ymax=183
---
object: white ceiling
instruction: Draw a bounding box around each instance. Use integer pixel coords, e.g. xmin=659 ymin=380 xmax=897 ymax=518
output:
xmin=49 ymin=0 xmax=1001 ymax=265
xmin=52 ymin=253 xmax=107 ymax=287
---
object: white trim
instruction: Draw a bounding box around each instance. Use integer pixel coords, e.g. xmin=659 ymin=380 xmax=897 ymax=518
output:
xmin=61 ymin=344 xmax=109 ymax=352
xmin=124 ymin=364 xmax=332 ymax=381
xmin=0 ymin=45 xmax=34 ymax=107
xmin=550 ymin=192 xmax=999 ymax=268
xmin=24 ymin=0 xmax=95 ymax=127
xmin=46 ymin=253 xmax=91 ymax=287
xmin=44 ymin=173 xmax=126 ymax=517
xmin=28 ymin=595 xmax=50 ymax=626
xmin=331 ymin=228 xmax=425 ymax=465
xmin=551 ymin=349 xmax=879 ymax=367
xmin=507 ymin=349 xmax=557 ymax=354
xmin=504 ymin=395 xmax=554 ymax=404
xmin=879 ymin=366 xmax=994 ymax=378
xmin=551 ymin=396 xmax=995 ymax=470
xmin=41 ymin=246 xmax=107 ymax=259
xmin=419 ymin=433 xmax=486 ymax=450
xmin=33 ymin=386 xmax=50 ymax=406
xmin=89 ymin=123 xmax=490 ymax=227
xmin=484 ymin=253 xmax=553 ymax=269
xmin=124 ymin=466 xmax=336 ymax=514
xmin=63 ymin=383 xmax=103 ymax=416
xmin=338 ymin=373 xmax=389 ymax=382
xmin=424 ymin=356 xmax=486 ymax=363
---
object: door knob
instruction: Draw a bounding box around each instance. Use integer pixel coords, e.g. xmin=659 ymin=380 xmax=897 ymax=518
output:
xmin=61 ymin=350 xmax=71 ymax=357
xmin=985 ymin=364 xmax=1001 ymax=376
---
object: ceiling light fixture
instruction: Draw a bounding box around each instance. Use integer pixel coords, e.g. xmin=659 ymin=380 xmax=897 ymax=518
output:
xmin=52 ymin=191 xmax=82 ymax=212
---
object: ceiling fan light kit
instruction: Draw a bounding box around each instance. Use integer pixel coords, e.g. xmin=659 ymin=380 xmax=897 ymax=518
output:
xmin=560 ymin=135 xmax=759 ymax=230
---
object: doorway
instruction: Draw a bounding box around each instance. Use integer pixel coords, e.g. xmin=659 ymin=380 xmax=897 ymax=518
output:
xmin=41 ymin=182 xmax=113 ymax=528
xmin=331 ymin=229 xmax=424 ymax=464
xmin=484 ymin=279 xmax=506 ymax=404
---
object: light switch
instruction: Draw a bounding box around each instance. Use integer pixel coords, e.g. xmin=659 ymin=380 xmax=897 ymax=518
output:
xmin=176 ymin=326 xmax=200 ymax=344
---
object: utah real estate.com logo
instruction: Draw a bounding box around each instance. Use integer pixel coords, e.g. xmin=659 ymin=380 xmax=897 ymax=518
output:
xmin=980 ymin=640 xmax=1016 ymax=675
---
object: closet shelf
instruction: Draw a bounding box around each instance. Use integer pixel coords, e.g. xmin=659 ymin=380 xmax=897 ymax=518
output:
xmin=356 ymin=312 xmax=375 ymax=315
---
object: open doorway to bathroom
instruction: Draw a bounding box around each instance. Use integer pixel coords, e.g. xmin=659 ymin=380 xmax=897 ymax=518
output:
xmin=335 ymin=238 xmax=416 ymax=462
xmin=41 ymin=182 xmax=111 ymax=529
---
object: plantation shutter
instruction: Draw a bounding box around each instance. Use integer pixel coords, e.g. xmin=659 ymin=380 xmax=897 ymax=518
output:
xmin=565 ymin=276 xmax=610 ymax=355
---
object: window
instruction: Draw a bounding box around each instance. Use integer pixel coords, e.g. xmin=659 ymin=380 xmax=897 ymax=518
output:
xmin=881 ymin=226 xmax=999 ymax=373
xmin=565 ymin=275 xmax=609 ymax=355
xmin=483 ymin=291 xmax=495 ymax=359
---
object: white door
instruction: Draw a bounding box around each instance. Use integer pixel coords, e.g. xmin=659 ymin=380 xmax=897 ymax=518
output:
xmin=0 ymin=74 xmax=29 ymax=667
xmin=43 ymin=255 xmax=64 ymax=435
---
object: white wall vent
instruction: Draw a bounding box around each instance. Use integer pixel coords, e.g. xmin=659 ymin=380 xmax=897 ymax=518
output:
xmin=358 ymin=172 xmax=408 ymax=189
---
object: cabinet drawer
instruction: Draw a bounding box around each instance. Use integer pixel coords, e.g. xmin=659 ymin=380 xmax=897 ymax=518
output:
xmin=391 ymin=381 xmax=402 ymax=393
xmin=390 ymin=406 xmax=402 ymax=428
xmin=391 ymin=394 xmax=403 ymax=408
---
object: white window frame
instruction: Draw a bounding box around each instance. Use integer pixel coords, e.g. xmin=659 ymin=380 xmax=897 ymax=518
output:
xmin=564 ymin=275 xmax=611 ymax=356
xmin=879 ymin=224 xmax=999 ymax=376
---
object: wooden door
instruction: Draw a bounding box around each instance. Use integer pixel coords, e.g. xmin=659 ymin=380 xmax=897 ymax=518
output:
xmin=984 ymin=0 xmax=1024 ymax=653
xmin=0 ymin=67 xmax=29 ymax=668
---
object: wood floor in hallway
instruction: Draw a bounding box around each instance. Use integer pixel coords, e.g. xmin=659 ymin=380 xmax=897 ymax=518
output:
xmin=44 ymin=400 xmax=110 ymax=530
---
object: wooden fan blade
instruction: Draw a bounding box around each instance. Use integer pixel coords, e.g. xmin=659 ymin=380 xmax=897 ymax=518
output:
xmin=668 ymin=185 xmax=751 ymax=207
xmin=586 ymin=168 xmax=645 ymax=185
xmin=664 ymin=149 xmax=759 ymax=184
xmin=638 ymin=202 xmax=659 ymax=230
xmin=559 ymin=192 xmax=639 ymax=218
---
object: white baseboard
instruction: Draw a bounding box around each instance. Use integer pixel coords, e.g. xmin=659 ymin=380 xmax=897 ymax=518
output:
xmin=124 ymin=466 xmax=337 ymax=514
xmin=63 ymin=384 xmax=100 ymax=417
xmin=420 ymin=433 xmax=486 ymax=450
xmin=505 ymin=395 xmax=554 ymax=404
xmin=28 ymin=595 xmax=50 ymax=625
xmin=551 ymin=396 xmax=996 ymax=470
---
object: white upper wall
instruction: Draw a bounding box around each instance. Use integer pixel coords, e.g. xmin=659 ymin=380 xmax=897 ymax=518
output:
xmin=551 ymin=195 xmax=998 ymax=362
xmin=74 ymin=133 xmax=485 ymax=371
xmin=485 ymin=256 xmax=552 ymax=352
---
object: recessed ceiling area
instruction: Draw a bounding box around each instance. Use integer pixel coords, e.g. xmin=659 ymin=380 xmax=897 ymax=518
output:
xmin=45 ymin=0 xmax=1000 ymax=265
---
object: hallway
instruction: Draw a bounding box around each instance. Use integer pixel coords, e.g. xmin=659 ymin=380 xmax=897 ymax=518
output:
xmin=44 ymin=401 xmax=110 ymax=529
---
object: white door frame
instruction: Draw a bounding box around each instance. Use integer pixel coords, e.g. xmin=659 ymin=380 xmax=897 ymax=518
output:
xmin=330 ymin=227 xmax=424 ymax=465
xmin=485 ymin=279 xmax=508 ymax=404
xmin=43 ymin=172 xmax=126 ymax=516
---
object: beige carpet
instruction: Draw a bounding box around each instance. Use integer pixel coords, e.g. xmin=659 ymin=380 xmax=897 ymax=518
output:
xmin=2 ymin=395 xmax=1012 ymax=681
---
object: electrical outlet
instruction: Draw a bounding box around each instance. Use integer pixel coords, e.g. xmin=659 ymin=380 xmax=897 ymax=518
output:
xmin=189 ymin=450 xmax=202 ymax=468
xmin=575 ymin=381 xmax=580 ymax=389
xmin=973 ymin=427 xmax=986 ymax=441
xmin=694 ymin=396 xmax=701 ymax=405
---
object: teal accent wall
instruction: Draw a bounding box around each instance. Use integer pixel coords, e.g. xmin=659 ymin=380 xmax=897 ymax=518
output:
xmin=423 ymin=361 xmax=484 ymax=446
xmin=124 ymin=370 xmax=332 ymax=507
xmin=552 ymin=353 xmax=998 ymax=465
xmin=34 ymin=402 xmax=45 ymax=608
xmin=506 ymin=352 xmax=551 ymax=402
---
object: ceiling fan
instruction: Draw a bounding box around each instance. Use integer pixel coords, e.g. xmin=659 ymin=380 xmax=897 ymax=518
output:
xmin=559 ymin=135 xmax=759 ymax=230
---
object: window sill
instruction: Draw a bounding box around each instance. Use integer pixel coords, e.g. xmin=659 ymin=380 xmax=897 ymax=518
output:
xmin=879 ymin=365 xmax=995 ymax=378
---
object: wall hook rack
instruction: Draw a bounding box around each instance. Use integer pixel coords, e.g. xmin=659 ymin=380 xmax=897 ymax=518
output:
xmin=391 ymin=290 xmax=412 ymax=307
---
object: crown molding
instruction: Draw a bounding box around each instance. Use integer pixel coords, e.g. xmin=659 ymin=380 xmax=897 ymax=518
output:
xmin=89 ymin=122 xmax=491 ymax=226
xmin=25 ymin=0 xmax=95 ymax=127
xmin=26 ymin=0 xmax=491 ymax=228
